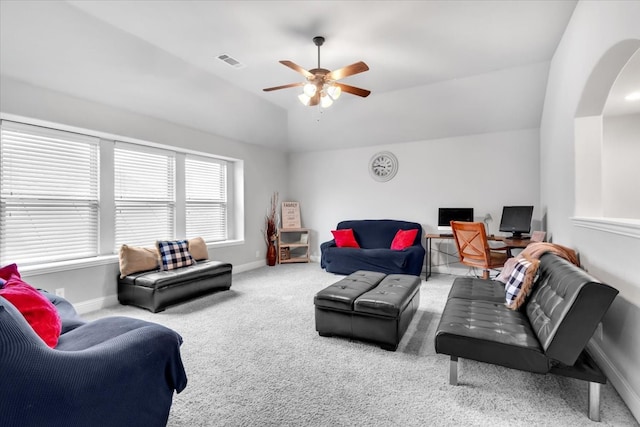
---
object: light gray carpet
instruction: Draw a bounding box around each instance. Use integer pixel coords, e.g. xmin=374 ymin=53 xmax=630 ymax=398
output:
xmin=86 ymin=263 xmax=638 ymax=426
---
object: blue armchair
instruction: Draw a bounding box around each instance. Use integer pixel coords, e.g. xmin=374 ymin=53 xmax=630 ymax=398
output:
xmin=0 ymin=290 xmax=187 ymax=426
xmin=320 ymin=219 xmax=425 ymax=276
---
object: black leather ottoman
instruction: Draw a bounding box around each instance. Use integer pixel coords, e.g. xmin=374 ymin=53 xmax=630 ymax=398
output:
xmin=314 ymin=270 xmax=421 ymax=351
xmin=118 ymin=260 xmax=232 ymax=312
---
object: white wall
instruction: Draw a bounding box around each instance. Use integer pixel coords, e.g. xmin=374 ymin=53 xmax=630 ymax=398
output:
xmin=574 ymin=115 xmax=604 ymax=217
xmin=540 ymin=0 xmax=640 ymax=420
xmin=289 ymin=128 xmax=540 ymax=262
xmin=0 ymin=76 xmax=289 ymax=310
xmin=603 ymin=114 xmax=640 ymax=218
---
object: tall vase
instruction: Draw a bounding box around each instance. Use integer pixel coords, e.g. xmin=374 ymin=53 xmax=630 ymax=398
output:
xmin=267 ymin=240 xmax=277 ymax=266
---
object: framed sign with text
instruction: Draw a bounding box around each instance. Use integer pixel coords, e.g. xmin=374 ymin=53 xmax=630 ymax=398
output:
xmin=281 ymin=202 xmax=301 ymax=229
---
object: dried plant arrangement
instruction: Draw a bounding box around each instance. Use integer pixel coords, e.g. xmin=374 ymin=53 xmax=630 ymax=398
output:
xmin=264 ymin=191 xmax=279 ymax=246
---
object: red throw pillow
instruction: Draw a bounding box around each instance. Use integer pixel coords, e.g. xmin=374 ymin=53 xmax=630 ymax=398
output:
xmin=0 ymin=263 xmax=20 ymax=280
xmin=390 ymin=229 xmax=419 ymax=250
xmin=0 ymin=273 xmax=62 ymax=348
xmin=331 ymin=229 xmax=360 ymax=248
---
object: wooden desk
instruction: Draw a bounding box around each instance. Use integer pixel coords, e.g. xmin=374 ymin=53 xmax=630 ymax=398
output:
xmin=424 ymin=233 xmax=530 ymax=280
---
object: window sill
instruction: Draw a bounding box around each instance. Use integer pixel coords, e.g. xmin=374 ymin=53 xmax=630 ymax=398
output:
xmin=19 ymin=239 xmax=245 ymax=277
xmin=571 ymin=217 xmax=640 ymax=239
xmin=208 ymin=239 xmax=244 ymax=248
xmin=20 ymin=255 xmax=119 ymax=277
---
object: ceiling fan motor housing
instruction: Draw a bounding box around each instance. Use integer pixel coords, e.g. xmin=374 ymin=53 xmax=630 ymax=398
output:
xmin=308 ymin=68 xmax=330 ymax=85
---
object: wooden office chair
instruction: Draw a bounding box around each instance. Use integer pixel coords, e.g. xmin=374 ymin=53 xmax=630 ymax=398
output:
xmin=450 ymin=221 xmax=509 ymax=279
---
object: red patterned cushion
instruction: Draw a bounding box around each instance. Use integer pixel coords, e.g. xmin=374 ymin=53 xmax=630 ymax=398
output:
xmin=390 ymin=229 xmax=419 ymax=250
xmin=0 ymin=263 xmax=62 ymax=348
xmin=331 ymin=229 xmax=360 ymax=248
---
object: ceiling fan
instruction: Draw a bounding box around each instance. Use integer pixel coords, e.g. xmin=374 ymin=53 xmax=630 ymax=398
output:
xmin=263 ymin=36 xmax=371 ymax=108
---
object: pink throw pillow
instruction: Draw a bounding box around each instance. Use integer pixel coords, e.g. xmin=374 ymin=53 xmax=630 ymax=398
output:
xmin=331 ymin=229 xmax=360 ymax=248
xmin=390 ymin=229 xmax=419 ymax=250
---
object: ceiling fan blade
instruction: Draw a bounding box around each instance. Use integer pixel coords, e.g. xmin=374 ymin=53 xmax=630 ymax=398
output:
xmin=280 ymin=60 xmax=314 ymax=78
xmin=327 ymin=61 xmax=369 ymax=81
xmin=263 ymin=82 xmax=304 ymax=92
xmin=335 ymin=83 xmax=371 ymax=98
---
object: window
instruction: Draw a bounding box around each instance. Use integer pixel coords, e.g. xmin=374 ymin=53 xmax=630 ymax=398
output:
xmin=114 ymin=143 xmax=175 ymax=250
xmin=185 ymin=156 xmax=227 ymax=242
xmin=0 ymin=117 xmax=240 ymax=267
xmin=0 ymin=121 xmax=99 ymax=266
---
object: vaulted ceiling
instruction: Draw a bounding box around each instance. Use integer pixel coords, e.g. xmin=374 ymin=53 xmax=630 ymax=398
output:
xmin=1 ymin=1 xmax=581 ymax=152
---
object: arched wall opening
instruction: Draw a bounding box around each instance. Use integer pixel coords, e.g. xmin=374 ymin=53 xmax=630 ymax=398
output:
xmin=574 ymin=39 xmax=640 ymax=237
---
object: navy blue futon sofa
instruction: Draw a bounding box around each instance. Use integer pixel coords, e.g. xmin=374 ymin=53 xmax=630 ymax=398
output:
xmin=320 ymin=219 xmax=425 ymax=276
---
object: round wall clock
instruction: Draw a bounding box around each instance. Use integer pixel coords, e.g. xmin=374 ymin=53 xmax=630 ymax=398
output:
xmin=369 ymin=151 xmax=398 ymax=182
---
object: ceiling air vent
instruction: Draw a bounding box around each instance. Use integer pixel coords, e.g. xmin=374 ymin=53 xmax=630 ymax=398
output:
xmin=217 ymin=54 xmax=245 ymax=69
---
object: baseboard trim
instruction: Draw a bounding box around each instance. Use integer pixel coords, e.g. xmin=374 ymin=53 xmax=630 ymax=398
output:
xmin=588 ymin=340 xmax=640 ymax=422
xmin=233 ymin=260 xmax=265 ymax=273
xmin=75 ymin=294 xmax=119 ymax=315
xmin=431 ymin=264 xmax=475 ymax=277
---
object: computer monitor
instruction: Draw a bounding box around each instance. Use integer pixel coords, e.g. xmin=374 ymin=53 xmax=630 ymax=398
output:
xmin=438 ymin=208 xmax=474 ymax=233
xmin=499 ymin=206 xmax=534 ymax=239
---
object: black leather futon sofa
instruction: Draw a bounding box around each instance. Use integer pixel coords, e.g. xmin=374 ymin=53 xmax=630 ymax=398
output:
xmin=435 ymin=252 xmax=618 ymax=421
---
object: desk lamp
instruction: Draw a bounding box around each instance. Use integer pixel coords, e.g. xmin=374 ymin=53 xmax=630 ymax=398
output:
xmin=483 ymin=213 xmax=493 ymax=235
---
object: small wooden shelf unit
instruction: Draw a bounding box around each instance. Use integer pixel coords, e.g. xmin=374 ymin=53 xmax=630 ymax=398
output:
xmin=278 ymin=228 xmax=310 ymax=264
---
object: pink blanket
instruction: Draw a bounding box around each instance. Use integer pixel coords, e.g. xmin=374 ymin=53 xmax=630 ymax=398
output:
xmin=496 ymin=242 xmax=579 ymax=283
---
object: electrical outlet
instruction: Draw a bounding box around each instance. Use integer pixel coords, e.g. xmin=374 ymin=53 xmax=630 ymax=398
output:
xmin=256 ymin=250 xmax=260 ymax=258
xmin=55 ymin=288 xmax=65 ymax=298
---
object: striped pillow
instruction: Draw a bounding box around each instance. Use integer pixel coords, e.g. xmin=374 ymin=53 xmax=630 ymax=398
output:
xmin=157 ymin=240 xmax=195 ymax=271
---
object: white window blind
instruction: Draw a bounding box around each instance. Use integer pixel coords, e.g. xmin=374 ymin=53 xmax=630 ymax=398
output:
xmin=114 ymin=143 xmax=175 ymax=250
xmin=185 ymin=156 xmax=227 ymax=242
xmin=0 ymin=121 xmax=99 ymax=266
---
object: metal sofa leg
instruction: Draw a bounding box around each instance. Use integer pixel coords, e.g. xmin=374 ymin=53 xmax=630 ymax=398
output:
xmin=588 ymin=381 xmax=601 ymax=422
xmin=449 ymin=356 xmax=458 ymax=385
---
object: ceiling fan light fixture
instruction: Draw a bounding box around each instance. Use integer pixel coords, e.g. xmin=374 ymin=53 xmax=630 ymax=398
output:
xmin=326 ymin=84 xmax=341 ymax=100
xmin=320 ymin=93 xmax=333 ymax=108
xmin=303 ymin=82 xmax=317 ymax=97
xmin=298 ymin=93 xmax=311 ymax=106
